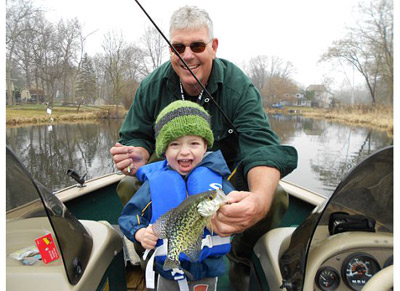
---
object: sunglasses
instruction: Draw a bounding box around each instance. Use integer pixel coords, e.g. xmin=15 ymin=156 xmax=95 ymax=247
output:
xmin=171 ymin=40 xmax=212 ymax=55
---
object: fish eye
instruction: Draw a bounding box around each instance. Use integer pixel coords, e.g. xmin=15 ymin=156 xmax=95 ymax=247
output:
xmin=207 ymin=194 xmax=214 ymax=200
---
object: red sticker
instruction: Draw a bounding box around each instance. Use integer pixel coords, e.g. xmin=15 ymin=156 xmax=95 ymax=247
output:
xmin=35 ymin=233 xmax=60 ymax=264
xmin=194 ymin=284 xmax=209 ymax=291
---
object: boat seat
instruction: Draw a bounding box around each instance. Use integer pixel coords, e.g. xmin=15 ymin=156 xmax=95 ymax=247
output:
xmin=253 ymin=227 xmax=296 ymax=291
xmin=102 ymin=222 xmax=141 ymax=266
xmin=7 ymin=218 xmax=123 ymax=290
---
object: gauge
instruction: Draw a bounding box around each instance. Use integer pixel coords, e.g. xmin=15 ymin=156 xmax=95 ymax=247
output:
xmin=342 ymin=253 xmax=381 ymax=291
xmin=315 ymin=267 xmax=340 ymax=290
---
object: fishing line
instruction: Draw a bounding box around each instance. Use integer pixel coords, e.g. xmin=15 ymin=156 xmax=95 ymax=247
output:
xmin=134 ymin=0 xmax=237 ymax=137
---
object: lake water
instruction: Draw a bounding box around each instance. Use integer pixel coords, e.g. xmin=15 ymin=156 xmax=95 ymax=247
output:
xmin=6 ymin=115 xmax=393 ymax=196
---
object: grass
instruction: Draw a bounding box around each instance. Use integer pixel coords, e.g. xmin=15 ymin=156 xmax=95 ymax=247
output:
xmin=266 ymin=105 xmax=393 ymax=134
xmin=6 ymin=104 xmax=127 ymax=126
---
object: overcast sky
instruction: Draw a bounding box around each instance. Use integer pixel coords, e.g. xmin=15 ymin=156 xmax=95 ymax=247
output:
xmin=35 ymin=0 xmax=369 ymax=88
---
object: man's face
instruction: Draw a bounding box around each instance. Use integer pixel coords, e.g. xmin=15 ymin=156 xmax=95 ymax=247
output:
xmin=170 ymin=26 xmax=218 ymax=94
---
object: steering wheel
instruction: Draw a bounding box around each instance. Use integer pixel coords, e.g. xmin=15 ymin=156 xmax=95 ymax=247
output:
xmin=361 ymin=264 xmax=393 ymax=291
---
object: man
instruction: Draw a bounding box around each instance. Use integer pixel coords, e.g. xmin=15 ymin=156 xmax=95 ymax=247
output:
xmin=110 ymin=5 xmax=297 ymax=290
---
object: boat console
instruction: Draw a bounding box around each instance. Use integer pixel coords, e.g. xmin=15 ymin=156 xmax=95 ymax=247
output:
xmin=254 ymin=146 xmax=393 ymax=291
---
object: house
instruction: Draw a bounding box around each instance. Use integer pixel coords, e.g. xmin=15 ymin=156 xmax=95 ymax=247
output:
xmin=294 ymin=92 xmax=311 ymax=107
xmin=20 ymin=88 xmax=32 ymax=102
xmin=306 ymin=85 xmax=334 ymax=108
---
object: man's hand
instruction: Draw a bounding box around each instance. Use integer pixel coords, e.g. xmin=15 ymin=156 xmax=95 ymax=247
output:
xmin=211 ymin=166 xmax=280 ymax=236
xmin=211 ymin=191 xmax=269 ymax=236
xmin=110 ymin=142 xmax=149 ymax=176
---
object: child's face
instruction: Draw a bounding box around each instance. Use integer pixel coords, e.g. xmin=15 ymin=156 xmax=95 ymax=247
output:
xmin=165 ymin=135 xmax=207 ymax=175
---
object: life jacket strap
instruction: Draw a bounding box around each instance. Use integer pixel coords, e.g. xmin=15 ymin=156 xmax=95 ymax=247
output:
xmin=145 ymin=235 xmax=230 ymax=289
xmin=145 ymin=239 xmax=167 ymax=289
xmin=172 ymin=267 xmax=190 ymax=291
xmin=201 ymin=234 xmax=231 ymax=249
xmin=145 ymin=240 xmax=190 ymax=290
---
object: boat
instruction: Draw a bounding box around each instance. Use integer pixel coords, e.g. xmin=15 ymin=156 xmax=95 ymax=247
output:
xmin=6 ymin=145 xmax=393 ymax=290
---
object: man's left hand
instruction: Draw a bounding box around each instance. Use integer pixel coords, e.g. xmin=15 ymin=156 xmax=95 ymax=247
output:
xmin=211 ymin=190 xmax=269 ymax=236
xmin=211 ymin=166 xmax=280 ymax=237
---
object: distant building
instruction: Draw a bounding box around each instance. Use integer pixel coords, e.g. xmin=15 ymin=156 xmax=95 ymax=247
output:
xmin=20 ymin=88 xmax=32 ymax=102
xmin=95 ymin=98 xmax=106 ymax=106
xmin=293 ymin=92 xmax=311 ymax=107
xmin=306 ymin=85 xmax=334 ymax=108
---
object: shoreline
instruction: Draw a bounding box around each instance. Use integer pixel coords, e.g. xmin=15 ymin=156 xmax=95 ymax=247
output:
xmin=6 ymin=104 xmax=127 ymax=127
xmin=6 ymin=104 xmax=393 ymax=135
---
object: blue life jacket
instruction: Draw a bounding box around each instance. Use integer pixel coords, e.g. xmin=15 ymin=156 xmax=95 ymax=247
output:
xmin=136 ymin=160 xmax=231 ymax=263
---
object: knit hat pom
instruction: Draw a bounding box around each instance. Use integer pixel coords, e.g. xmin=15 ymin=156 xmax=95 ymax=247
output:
xmin=155 ymin=100 xmax=214 ymax=157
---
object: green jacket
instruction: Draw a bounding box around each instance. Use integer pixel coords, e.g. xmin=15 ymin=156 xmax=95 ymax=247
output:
xmin=119 ymin=58 xmax=297 ymax=185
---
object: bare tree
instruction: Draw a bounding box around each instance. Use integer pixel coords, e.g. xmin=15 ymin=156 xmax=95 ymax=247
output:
xmin=13 ymin=17 xmax=35 ymax=93
xmin=139 ymin=26 xmax=168 ymax=75
xmin=321 ymin=0 xmax=393 ymax=104
xmin=98 ymin=31 xmax=143 ymax=107
xmin=247 ymin=55 xmax=295 ymax=91
xmin=362 ymin=0 xmax=393 ymax=103
xmin=7 ymin=1 xmax=163 ymax=109
xmin=247 ymin=56 xmax=269 ymax=91
xmin=101 ymin=31 xmax=127 ymax=105
xmin=57 ymin=18 xmax=83 ymax=103
xmin=6 ymin=0 xmax=41 ymax=105
xmin=92 ymin=53 xmax=111 ymax=102
xmin=32 ymin=18 xmax=65 ymax=107
xmin=247 ymin=55 xmax=297 ymax=104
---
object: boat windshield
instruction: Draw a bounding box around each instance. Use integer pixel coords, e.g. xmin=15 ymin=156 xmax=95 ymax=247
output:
xmin=279 ymin=146 xmax=393 ymax=290
xmin=6 ymin=146 xmax=93 ymax=285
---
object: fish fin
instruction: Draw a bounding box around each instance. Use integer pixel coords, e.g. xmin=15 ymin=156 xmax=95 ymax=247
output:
xmin=206 ymin=220 xmax=214 ymax=235
xmin=152 ymin=208 xmax=176 ymax=238
xmin=152 ymin=219 xmax=166 ymax=238
xmin=183 ymin=234 xmax=202 ymax=262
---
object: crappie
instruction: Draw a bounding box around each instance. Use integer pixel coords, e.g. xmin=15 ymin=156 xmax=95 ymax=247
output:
xmin=152 ymin=188 xmax=228 ymax=272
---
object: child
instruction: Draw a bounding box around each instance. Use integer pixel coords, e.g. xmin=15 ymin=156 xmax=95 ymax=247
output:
xmin=119 ymin=100 xmax=234 ymax=291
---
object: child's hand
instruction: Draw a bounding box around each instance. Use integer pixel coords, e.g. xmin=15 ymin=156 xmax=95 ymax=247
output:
xmin=135 ymin=225 xmax=158 ymax=250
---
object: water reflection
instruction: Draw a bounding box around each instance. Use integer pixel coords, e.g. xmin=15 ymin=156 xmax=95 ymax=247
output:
xmin=6 ymin=121 xmax=121 ymax=192
xmin=269 ymin=114 xmax=392 ymax=196
xmin=6 ymin=116 xmax=392 ymax=196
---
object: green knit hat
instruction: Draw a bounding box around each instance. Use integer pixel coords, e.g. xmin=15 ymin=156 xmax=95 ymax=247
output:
xmin=155 ymin=100 xmax=214 ymax=157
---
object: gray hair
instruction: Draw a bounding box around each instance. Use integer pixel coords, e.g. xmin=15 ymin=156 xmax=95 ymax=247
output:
xmin=169 ymin=6 xmax=214 ymax=39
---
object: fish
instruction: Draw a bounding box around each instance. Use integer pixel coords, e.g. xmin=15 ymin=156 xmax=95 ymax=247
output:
xmin=152 ymin=188 xmax=228 ymax=274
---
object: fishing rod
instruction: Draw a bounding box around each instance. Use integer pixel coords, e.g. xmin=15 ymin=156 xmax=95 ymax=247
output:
xmin=134 ymin=0 xmax=237 ymax=136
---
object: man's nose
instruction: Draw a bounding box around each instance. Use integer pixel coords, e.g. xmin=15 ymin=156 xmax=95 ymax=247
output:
xmin=182 ymin=47 xmax=195 ymax=60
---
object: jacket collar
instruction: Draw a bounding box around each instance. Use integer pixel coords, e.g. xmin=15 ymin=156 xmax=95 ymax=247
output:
xmin=164 ymin=58 xmax=225 ymax=99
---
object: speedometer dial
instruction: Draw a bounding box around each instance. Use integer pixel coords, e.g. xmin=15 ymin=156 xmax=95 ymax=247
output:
xmin=342 ymin=253 xmax=381 ymax=291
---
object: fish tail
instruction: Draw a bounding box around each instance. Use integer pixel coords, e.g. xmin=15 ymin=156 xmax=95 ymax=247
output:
xmin=163 ymin=257 xmax=180 ymax=271
xmin=163 ymin=258 xmax=195 ymax=281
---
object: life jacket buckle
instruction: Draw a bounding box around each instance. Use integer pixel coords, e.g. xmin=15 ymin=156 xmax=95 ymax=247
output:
xmin=201 ymin=235 xmax=214 ymax=249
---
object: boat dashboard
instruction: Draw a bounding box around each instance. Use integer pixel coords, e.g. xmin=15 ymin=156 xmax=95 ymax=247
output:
xmin=255 ymin=147 xmax=393 ymax=291
xmin=254 ymin=227 xmax=393 ymax=291
xmin=307 ymin=229 xmax=393 ymax=291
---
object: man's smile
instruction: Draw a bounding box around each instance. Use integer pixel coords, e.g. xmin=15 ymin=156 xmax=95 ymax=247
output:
xmin=181 ymin=64 xmax=200 ymax=71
